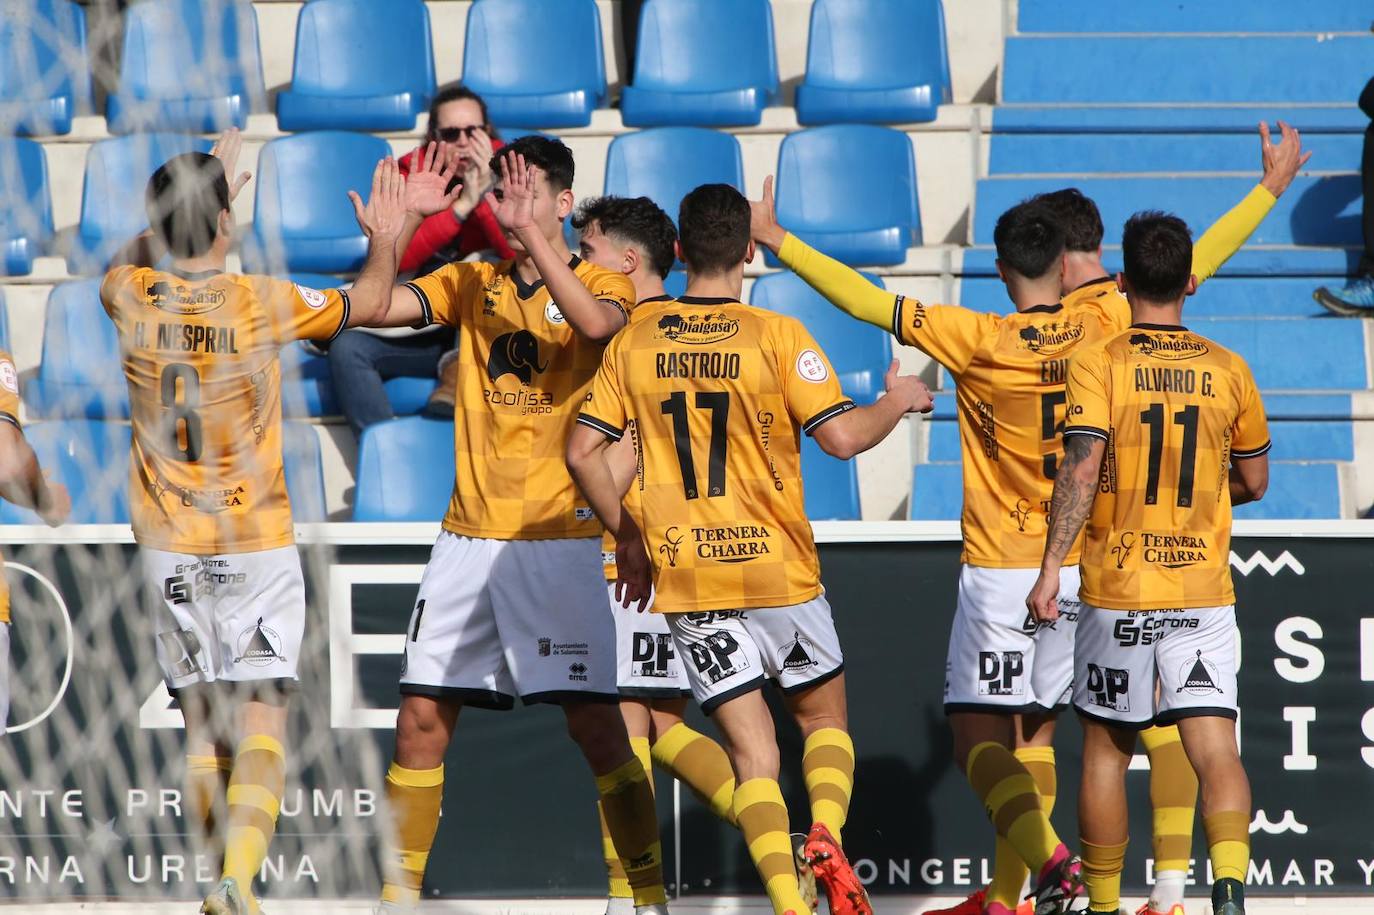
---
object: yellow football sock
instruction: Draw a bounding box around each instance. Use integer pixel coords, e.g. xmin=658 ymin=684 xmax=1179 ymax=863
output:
xmin=185 ymin=754 xmax=233 ymax=843
xmin=600 ymin=737 xmax=654 ymax=898
xmin=987 ymin=747 xmax=1057 ymax=909
xmin=597 ymin=754 xmax=666 ymax=906
xmin=1141 ymin=725 xmax=1197 ymax=874
xmin=1082 ymin=839 xmax=1128 ymax=913
xmin=966 ymin=742 xmax=1063 ymax=874
xmin=651 ymin=723 xmax=736 ymax=825
xmin=1203 ymin=811 xmax=1250 ymax=883
xmin=379 ymin=762 xmax=443 ymax=906
xmin=221 ymin=735 xmax=285 ymax=896
xmin=801 ymin=728 xmax=854 ymax=841
xmin=734 ymin=778 xmax=809 ymax=915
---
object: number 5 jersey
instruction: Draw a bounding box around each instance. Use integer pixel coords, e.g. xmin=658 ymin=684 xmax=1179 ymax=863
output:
xmin=100 ymin=266 xmax=350 ymax=553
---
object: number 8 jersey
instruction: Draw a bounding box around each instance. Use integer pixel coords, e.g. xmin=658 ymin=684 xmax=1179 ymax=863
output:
xmin=577 ymin=296 xmax=855 ymax=614
xmin=101 ymin=266 xmax=350 ymax=553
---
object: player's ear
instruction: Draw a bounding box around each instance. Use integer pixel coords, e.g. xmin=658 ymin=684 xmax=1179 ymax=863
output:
xmin=1115 ymin=272 xmax=1127 ymax=294
xmin=994 ymin=258 xmax=1007 ymax=285
xmin=217 ymin=208 xmax=233 ymax=241
xmin=1183 ymin=273 xmax=1199 ymax=297
xmin=673 ymin=239 xmax=685 ymax=265
xmin=622 ymin=245 xmax=640 ymax=277
xmin=556 ymin=188 xmax=575 ymax=221
xmin=745 ymin=239 xmax=756 ymax=265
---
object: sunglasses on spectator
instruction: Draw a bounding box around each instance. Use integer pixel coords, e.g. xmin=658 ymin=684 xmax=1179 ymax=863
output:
xmin=436 ymin=125 xmax=487 ymax=141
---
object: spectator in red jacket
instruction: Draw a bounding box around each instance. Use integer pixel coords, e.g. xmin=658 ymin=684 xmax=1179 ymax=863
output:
xmin=328 ymin=85 xmax=512 ymax=435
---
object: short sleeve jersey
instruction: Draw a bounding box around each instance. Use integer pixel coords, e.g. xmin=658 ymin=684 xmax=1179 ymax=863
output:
xmin=100 ymin=266 xmax=350 ymax=554
xmin=578 ymin=297 xmax=855 ymax=614
xmin=0 ymin=350 xmax=20 ymax=623
xmin=893 ymin=289 xmax=1130 ymax=568
xmin=1065 ymin=325 xmax=1270 ymax=610
xmin=405 ymin=256 xmax=636 ymax=540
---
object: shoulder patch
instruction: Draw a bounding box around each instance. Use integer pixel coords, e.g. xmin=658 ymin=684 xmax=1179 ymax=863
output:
xmin=0 ymin=360 xmax=17 ymax=394
xmin=294 ymin=284 xmax=328 ymax=310
xmin=796 ymin=349 xmax=829 ymax=383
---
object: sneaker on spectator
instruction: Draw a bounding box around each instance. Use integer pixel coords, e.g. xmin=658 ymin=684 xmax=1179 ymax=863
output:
xmin=423 ymin=349 xmax=459 ymax=418
xmin=1313 ymin=276 xmax=1374 ymax=316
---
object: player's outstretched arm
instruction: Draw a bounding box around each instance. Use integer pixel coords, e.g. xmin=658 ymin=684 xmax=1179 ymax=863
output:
xmin=1027 ymin=433 xmax=1104 ymax=622
xmin=0 ymin=425 xmax=69 ymax=527
xmin=811 ymin=360 xmax=933 ymax=460
xmin=1191 ymin=121 xmax=1311 ymax=285
xmin=749 ymin=176 xmax=894 ymax=330
xmin=344 ymin=157 xmax=427 ymax=328
xmin=566 ymin=424 xmax=650 ymax=611
xmin=490 ymin=154 xmax=626 ymax=342
xmin=1229 ymin=454 xmax=1269 ymax=506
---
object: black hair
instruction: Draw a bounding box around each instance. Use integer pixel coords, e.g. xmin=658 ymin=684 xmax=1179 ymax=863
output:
xmin=1122 ymin=210 xmax=1194 ymax=302
xmin=491 ymin=135 xmax=574 ymax=192
xmin=424 ymin=84 xmax=499 ymax=143
xmin=572 ymin=196 xmax=678 ymax=279
xmin=145 ymin=152 xmax=230 ymax=259
xmin=993 ymin=200 xmax=1065 ymax=280
xmin=677 ymin=184 xmax=750 ymax=276
xmin=1032 ymin=187 xmax=1103 ymax=252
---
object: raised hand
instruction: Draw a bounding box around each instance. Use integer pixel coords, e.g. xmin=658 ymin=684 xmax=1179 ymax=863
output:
xmin=402 ymin=141 xmax=462 ymax=218
xmin=485 ymin=152 xmax=538 ymax=233
xmin=209 ymin=127 xmax=252 ymax=202
xmin=749 ymin=175 xmax=786 ymax=252
xmin=454 ymin=128 xmax=496 ymax=214
xmin=349 ymin=157 xmax=407 ymax=243
xmin=883 ymin=359 xmax=934 ymax=414
xmin=1259 ymin=120 xmax=1312 ymax=198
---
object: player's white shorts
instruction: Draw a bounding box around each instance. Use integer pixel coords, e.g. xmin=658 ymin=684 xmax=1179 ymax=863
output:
xmin=143 ymin=546 xmax=304 ymax=694
xmin=944 ymin=565 xmax=1081 ymax=714
xmin=664 ymin=594 xmax=844 ymax=715
xmin=607 ymin=583 xmax=690 ymax=698
xmin=0 ymin=621 xmax=9 ymax=735
xmin=400 ymin=533 xmax=618 ymax=708
xmin=1073 ymin=602 xmax=1239 ymax=728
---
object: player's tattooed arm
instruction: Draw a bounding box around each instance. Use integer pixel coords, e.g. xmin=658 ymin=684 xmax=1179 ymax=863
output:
xmin=1026 ymin=433 xmax=1104 ymax=622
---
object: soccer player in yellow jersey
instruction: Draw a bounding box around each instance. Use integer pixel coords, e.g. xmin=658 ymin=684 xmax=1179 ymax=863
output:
xmin=350 ymin=137 xmax=667 ymax=914
xmin=100 ymin=129 xmax=409 ymax=915
xmin=747 ymin=119 xmax=1306 ymax=915
xmin=0 ymin=349 xmax=71 ymax=735
xmin=568 ymin=184 xmax=934 ymax=915
xmin=575 ymin=195 xmax=747 ymax=914
xmin=1028 ymin=212 xmax=1271 ymax=915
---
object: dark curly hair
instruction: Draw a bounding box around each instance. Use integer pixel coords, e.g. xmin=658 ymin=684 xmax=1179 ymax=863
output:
xmin=572 ymin=196 xmax=678 ymax=279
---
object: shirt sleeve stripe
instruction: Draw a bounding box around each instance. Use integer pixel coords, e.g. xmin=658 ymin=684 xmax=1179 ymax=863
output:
xmin=1064 ymin=425 xmax=1109 ymax=441
xmin=803 ymin=400 xmax=856 ymax=436
xmin=600 ymin=297 xmax=629 ymax=321
xmin=404 ymin=282 xmax=434 ymax=328
xmin=329 ymin=289 xmax=352 ymax=342
xmin=1232 ymin=440 xmax=1271 ymax=459
xmin=0 ymin=412 xmax=20 ymax=429
xmin=891 ymin=295 xmax=904 ymax=340
xmin=576 ymin=413 xmax=624 ymax=441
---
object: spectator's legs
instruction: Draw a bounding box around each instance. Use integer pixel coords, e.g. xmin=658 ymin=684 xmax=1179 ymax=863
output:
xmin=327 ymin=329 xmax=452 ymax=437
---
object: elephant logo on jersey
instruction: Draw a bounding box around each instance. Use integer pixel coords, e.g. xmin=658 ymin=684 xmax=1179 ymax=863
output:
xmin=1112 ymin=531 xmax=1136 ymax=569
xmin=1010 ymin=498 xmax=1033 ymax=532
xmin=487 ymin=330 xmax=548 ymax=384
xmin=659 ymin=527 xmax=686 ymax=567
xmin=235 ymin=617 xmax=286 ymax=667
xmin=1178 ymin=650 xmax=1223 ymax=695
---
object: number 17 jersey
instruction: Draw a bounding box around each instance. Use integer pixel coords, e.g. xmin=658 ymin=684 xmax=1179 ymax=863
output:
xmin=578 ymin=296 xmax=855 ymax=614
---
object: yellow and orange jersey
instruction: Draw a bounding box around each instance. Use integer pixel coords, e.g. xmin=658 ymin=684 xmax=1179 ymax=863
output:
xmin=0 ymin=349 xmax=18 ymax=623
xmin=100 ymin=266 xmax=350 ymax=554
xmin=579 ymin=296 xmax=855 ymax=614
xmin=1065 ymin=324 xmax=1269 ymax=610
xmin=1060 ymin=276 xmax=1131 ymax=325
xmin=405 ymin=255 xmax=636 ymax=540
xmin=897 ymin=294 xmax=1130 ymax=567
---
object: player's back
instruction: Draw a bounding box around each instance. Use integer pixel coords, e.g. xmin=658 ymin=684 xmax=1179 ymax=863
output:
xmin=585 ymin=296 xmax=855 ymax=614
xmin=1066 ymin=324 xmax=1271 ymax=610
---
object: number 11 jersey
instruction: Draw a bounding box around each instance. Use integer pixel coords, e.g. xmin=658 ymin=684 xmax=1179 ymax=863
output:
xmin=578 ymin=296 xmax=855 ymax=614
xmin=101 ymin=266 xmax=350 ymax=553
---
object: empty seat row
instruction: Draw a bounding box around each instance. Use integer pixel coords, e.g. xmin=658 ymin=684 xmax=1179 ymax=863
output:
xmin=2 ymin=0 xmax=951 ymax=136
xmin=987 ymin=132 xmax=1366 ymax=176
xmin=957 ymin=276 xmax=1344 ymax=319
xmin=1017 ymin=0 xmax=1373 ymax=36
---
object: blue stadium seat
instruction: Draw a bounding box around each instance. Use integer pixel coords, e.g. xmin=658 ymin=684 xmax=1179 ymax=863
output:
xmin=988 ymin=133 xmax=1365 ymax=176
xmin=353 ymin=417 xmax=454 ymax=521
xmin=107 ymin=0 xmax=266 ymax=133
xmin=28 ymin=280 xmax=128 ymax=419
xmin=282 ymin=421 xmax=327 ymax=522
xmin=1234 ymin=462 xmax=1343 ymax=520
xmin=961 ymin=245 xmax=1355 ymax=279
xmin=796 ymin=0 xmax=950 ymax=125
xmin=280 ymin=340 xmax=337 ymax=418
xmin=663 ymin=271 xmax=687 ymax=298
xmin=604 ymin=129 xmax=745 ymax=225
xmin=243 ymin=131 xmax=392 ymax=274
xmin=0 ymin=291 xmax=11 ymax=353
xmin=0 ymin=420 xmax=132 ymax=524
xmin=909 ymin=462 xmax=961 ymax=520
xmin=800 ymin=436 xmax=860 ymax=520
xmin=1019 ymin=0 xmax=1373 ymax=33
xmin=461 ymin=0 xmax=605 ymax=128
xmin=0 ymin=0 xmax=91 ymax=135
xmin=750 ymin=271 xmax=893 ymax=403
xmin=0 ymin=138 xmax=53 ymax=276
xmin=773 ymin=125 xmax=920 ymax=266
xmin=621 ymin=0 xmax=777 ymax=127
xmin=955 ymin=276 xmax=1333 ymax=318
xmin=991 ymin=107 xmax=1372 ymax=135
xmin=276 ymin=0 xmax=434 ymax=131
xmin=1189 ymin=318 xmax=1367 ymax=391
xmin=972 ymin=176 xmax=1362 ymax=249
xmin=71 ymin=133 xmax=213 ymax=274
xmin=927 ymin=420 xmax=959 ymax=463
xmin=1264 ymin=394 xmax=1355 ymax=462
